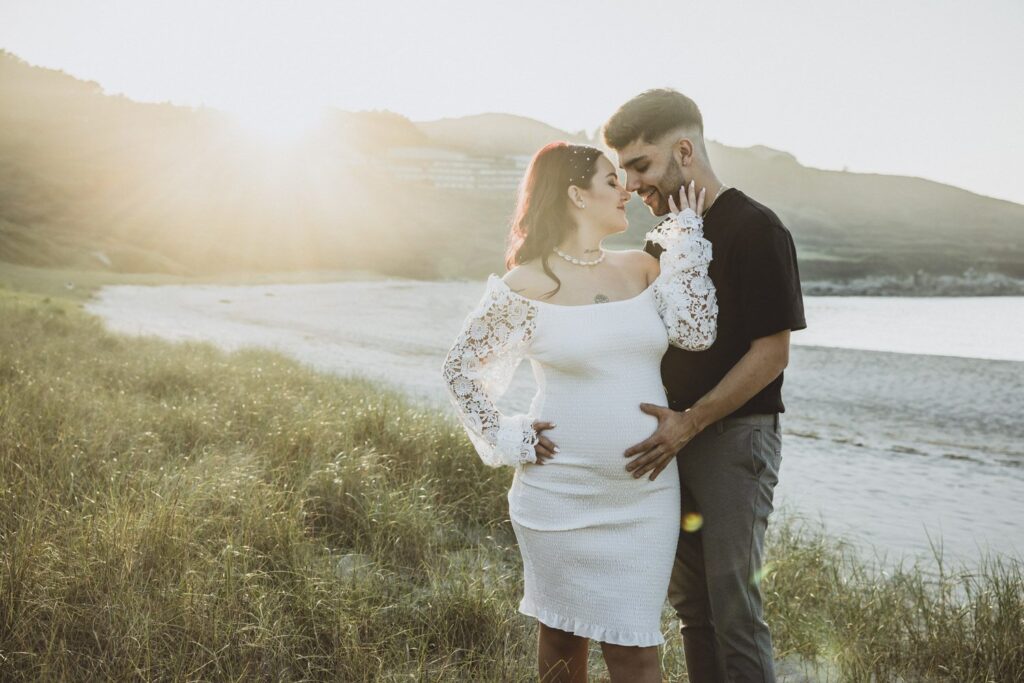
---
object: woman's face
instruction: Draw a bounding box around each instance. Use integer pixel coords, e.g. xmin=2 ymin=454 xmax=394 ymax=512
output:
xmin=576 ymin=154 xmax=631 ymax=234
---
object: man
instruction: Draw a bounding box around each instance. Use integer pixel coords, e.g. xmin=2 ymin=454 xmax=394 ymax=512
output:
xmin=603 ymin=88 xmax=807 ymax=683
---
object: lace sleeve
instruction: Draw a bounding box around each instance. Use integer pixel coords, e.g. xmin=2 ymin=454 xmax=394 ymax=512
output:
xmin=441 ymin=277 xmax=540 ymax=468
xmin=645 ymin=208 xmax=718 ymax=350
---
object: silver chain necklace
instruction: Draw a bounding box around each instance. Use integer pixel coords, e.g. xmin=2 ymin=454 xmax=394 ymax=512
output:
xmin=701 ymin=185 xmax=730 ymax=218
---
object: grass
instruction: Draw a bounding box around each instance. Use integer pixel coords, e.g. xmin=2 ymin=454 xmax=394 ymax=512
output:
xmin=0 ymin=270 xmax=1021 ymax=681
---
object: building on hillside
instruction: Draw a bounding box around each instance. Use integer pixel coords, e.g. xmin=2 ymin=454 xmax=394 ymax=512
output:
xmin=382 ymin=147 xmax=530 ymax=191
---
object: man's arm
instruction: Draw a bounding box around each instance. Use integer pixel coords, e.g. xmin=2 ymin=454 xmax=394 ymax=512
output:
xmin=623 ymin=329 xmax=790 ymax=480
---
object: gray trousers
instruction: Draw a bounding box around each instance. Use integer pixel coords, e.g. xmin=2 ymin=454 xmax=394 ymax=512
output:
xmin=668 ymin=413 xmax=782 ymax=683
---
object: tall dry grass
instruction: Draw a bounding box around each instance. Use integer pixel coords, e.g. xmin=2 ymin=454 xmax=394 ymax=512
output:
xmin=0 ymin=282 xmax=1020 ymax=681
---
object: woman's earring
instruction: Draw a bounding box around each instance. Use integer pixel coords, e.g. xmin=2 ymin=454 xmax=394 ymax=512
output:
xmin=580 ymin=202 xmax=586 ymax=209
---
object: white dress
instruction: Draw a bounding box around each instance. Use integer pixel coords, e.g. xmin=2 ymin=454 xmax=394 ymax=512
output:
xmin=441 ymin=208 xmax=718 ymax=647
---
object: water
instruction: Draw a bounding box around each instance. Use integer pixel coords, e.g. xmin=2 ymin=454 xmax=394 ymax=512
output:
xmin=84 ymin=280 xmax=1024 ymax=566
xmin=794 ymin=296 xmax=1024 ymax=362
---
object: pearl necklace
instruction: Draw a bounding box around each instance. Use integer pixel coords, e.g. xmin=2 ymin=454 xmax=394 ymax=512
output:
xmin=553 ymin=246 xmax=605 ymax=266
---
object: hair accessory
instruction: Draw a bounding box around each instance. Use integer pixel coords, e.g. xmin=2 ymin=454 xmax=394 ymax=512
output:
xmin=567 ymin=145 xmax=601 ymax=186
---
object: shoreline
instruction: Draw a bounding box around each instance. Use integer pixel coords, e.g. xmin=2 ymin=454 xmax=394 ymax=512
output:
xmin=803 ymin=271 xmax=1024 ymax=297
xmin=5 ymin=261 xmax=1024 ymax=300
xmin=73 ymin=276 xmax=1024 ymax=567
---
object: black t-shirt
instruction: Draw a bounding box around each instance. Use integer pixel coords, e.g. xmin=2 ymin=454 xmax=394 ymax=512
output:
xmin=643 ymin=188 xmax=807 ymax=416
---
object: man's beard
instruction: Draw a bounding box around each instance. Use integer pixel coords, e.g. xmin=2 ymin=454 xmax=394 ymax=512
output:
xmin=642 ymin=157 xmax=688 ymax=216
xmin=658 ymin=157 xmax=688 ymax=214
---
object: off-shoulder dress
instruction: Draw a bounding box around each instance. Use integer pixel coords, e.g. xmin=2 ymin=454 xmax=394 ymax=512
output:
xmin=441 ymin=208 xmax=718 ymax=646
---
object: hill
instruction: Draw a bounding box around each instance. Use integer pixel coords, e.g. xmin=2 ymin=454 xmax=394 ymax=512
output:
xmin=419 ymin=114 xmax=1024 ymax=282
xmin=416 ymin=112 xmax=590 ymax=156
xmin=1 ymin=49 xmax=1022 ymax=289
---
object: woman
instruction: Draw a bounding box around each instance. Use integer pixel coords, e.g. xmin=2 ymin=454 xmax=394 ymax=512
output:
xmin=441 ymin=142 xmax=717 ymax=682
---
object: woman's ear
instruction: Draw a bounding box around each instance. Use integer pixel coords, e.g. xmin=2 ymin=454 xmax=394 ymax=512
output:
xmin=567 ymin=185 xmax=585 ymax=208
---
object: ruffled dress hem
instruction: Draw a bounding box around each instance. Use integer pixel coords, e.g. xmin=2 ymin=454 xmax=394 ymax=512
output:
xmin=518 ymin=596 xmax=666 ymax=647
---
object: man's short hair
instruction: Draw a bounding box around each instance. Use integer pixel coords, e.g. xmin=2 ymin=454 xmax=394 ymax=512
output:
xmin=603 ymin=88 xmax=704 ymax=150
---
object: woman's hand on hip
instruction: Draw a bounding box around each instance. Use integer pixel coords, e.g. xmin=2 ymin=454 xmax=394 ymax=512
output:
xmin=532 ymin=420 xmax=559 ymax=464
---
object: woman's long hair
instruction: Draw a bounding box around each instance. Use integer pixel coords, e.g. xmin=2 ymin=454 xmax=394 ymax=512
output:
xmin=505 ymin=142 xmax=603 ymax=298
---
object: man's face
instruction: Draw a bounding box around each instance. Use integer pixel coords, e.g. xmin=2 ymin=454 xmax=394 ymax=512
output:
xmin=615 ymin=133 xmax=688 ymax=217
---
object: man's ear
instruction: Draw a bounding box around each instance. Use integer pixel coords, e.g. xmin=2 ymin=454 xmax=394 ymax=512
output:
xmin=673 ymin=137 xmax=695 ymax=167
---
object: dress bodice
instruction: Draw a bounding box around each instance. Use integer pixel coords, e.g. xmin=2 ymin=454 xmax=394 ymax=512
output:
xmin=441 ymin=208 xmax=719 ymax=469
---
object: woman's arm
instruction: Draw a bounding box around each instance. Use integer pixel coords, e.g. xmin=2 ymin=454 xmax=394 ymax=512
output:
xmin=645 ymin=186 xmax=718 ymax=351
xmin=440 ymin=280 xmax=542 ymax=468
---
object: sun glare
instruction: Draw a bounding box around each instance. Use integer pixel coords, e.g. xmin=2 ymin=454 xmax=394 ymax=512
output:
xmin=228 ymin=101 xmax=327 ymax=146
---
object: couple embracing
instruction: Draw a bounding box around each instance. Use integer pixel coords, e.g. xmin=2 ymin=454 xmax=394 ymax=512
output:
xmin=442 ymin=88 xmax=806 ymax=682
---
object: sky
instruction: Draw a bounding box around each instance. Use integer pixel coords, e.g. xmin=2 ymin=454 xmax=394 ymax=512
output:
xmin=2 ymin=0 xmax=1022 ymax=204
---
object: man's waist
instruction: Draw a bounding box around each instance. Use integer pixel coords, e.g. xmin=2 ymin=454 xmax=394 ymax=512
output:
xmin=707 ymin=412 xmax=779 ymax=434
xmin=668 ymin=392 xmax=785 ymax=419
